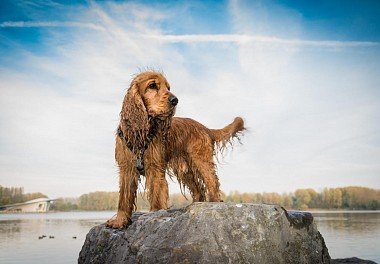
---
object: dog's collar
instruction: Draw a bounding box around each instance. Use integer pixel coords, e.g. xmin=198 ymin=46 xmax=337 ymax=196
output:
xmin=117 ymin=126 xmax=156 ymax=176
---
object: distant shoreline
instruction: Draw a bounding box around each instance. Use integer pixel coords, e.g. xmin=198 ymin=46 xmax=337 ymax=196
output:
xmin=307 ymin=209 xmax=380 ymax=213
xmin=2 ymin=186 xmax=379 ymax=211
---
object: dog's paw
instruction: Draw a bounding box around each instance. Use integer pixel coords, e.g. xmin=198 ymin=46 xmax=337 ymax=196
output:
xmin=105 ymin=217 xmax=131 ymax=229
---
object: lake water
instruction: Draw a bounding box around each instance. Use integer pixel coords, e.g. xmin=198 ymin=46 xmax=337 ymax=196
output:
xmin=0 ymin=211 xmax=379 ymax=263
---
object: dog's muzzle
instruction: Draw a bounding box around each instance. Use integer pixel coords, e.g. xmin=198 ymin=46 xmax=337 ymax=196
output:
xmin=168 ymin=95 xmax=178 ymax=106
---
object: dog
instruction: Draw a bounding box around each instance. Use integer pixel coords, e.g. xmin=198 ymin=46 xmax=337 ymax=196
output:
xmin=106 ymin=71 xmax=245 ymax=229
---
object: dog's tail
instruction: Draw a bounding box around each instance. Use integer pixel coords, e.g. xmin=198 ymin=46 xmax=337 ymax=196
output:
xmin=209 ymin=117 xmax=245 ymax=150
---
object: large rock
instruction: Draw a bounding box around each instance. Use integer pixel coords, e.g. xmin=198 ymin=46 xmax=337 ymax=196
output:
xmin=78 ymin=203 xmax=331 ymax=264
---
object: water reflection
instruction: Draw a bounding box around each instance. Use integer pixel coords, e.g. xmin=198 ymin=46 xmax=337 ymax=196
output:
xmin=0 ymin=220 xmax=22 ymax=242
xmin=314 ymin=212 xmax=380 ymax=262
xmin=0 ymin=212 xmax=114 ymax=264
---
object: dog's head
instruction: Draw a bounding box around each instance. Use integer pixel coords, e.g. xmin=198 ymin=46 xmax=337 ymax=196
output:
xmin=123 ymin=71 xmax=178 ymax=120
xmin=119 ymin=71 xmax=178 ymax=148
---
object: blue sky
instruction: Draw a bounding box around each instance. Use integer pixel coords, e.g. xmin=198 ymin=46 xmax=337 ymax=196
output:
xmin=0 ymin=0 xmax=379 ymax=198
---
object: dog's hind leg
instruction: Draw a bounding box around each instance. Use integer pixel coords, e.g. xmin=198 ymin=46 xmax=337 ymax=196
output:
xmin=190 ymin=156 xmax=221 ymax=202
xmin=181 ymin=171 xmax=207 ymax=202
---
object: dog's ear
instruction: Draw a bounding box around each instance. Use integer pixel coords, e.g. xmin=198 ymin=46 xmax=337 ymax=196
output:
xmin=119 ymin=80 xmax=149 ymax=150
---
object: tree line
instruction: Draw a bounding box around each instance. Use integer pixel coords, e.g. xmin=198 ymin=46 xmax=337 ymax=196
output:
xmin=52 ymin=186 xmax=380 ymax=211
xmin=1 ymin=185 xmax=379 ymax=211
xmin=0 ymin=186 xmax=47 ymax=206
xmin=223 ymin=186 xmax=379 ymax=210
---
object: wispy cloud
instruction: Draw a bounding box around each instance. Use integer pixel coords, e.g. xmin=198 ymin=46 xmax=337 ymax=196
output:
xmin=147 ymin=34 xmax=379 ymax=47
xmin=2 ymin=20 xmax=378 ymax=47
xmin=0 ymin=21 xmax=105 ymax=31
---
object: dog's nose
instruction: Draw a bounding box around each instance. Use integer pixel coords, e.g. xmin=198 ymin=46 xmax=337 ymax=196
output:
xmin=169 ymin=95 xmax=178 ymax=106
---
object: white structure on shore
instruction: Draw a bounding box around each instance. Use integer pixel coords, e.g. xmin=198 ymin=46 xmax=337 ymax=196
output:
xmin=0 ymin=198 xmax=54 ymax=213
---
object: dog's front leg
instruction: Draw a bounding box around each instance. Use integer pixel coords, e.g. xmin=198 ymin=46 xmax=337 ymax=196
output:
xmin=106 ymin=166 xmax=138 ymax=229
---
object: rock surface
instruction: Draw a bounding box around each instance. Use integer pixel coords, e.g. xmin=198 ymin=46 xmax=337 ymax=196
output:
xmin=79 ymin=202 xmax=331 ymax=264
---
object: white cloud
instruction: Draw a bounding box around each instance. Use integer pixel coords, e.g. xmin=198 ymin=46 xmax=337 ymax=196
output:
xmin=0 ymin=2 xmax=192 ymax=197
xmin=146 ymin=34 xmax=379 ymax=47
xmin=2 ymin=19 xmax=378 ymax=47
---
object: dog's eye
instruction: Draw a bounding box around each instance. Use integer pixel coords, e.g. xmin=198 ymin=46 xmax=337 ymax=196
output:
xmin=148 ymin=82 xmax=157 ymax=89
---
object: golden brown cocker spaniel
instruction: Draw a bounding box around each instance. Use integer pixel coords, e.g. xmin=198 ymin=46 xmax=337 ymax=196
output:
xmin=106 ymin=71 xmax=245 ymax=229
